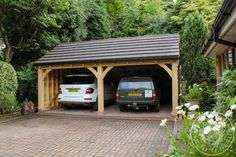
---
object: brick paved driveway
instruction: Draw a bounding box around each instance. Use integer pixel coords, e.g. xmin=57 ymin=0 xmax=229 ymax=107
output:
xmin=0 ymin=115 xmax=173 ymax=157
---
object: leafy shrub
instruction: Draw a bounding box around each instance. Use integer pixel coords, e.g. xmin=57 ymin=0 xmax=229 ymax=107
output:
xmin=185 ymin=84 xmax=202 ymax=100
xmin=181 ymin=13 xmax=215 ymax=86
xmin=199 ymin=82 xmax=216 ymax=111
xmin=216 ymin=68 xmax=236 ymax=113
xmin=182 ymin=82 xmax=216 ymax=111
xmin=0 ymin=61 xmax=18 ymax=95
xmin=0 ymin=50 xmax=3 ymax=61
xmin=217 ymin=96 xmax=236 ymax=114
xmin=0 ymin=93 xmax=18 ymax=114
xmin=219 ymin=69 xmax=236 ymax=97
xmin=16 ymin=63 xmax=37 ymax=103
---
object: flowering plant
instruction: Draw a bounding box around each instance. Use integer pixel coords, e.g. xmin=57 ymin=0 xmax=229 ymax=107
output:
xmin=184 ymin=84 xmax=202 ymax=100
xmin=161 ymin=103 xmax=236 ymax=157
xmin=216 ymin=69 xmax=236 ymax=113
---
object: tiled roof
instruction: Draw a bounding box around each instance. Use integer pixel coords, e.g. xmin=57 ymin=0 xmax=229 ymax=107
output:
xmin=35 ymin=34 xmax=180 ymax=65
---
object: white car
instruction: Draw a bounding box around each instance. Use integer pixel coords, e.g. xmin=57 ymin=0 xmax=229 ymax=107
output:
xmin=58 ymin=74 xmax=115 ymax=110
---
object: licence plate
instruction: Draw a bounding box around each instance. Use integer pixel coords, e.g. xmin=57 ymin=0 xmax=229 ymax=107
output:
xmin=128 ymin=93 xmax=142 ymax=97
xmin=68 ymin=88 xmax=79 ymax=92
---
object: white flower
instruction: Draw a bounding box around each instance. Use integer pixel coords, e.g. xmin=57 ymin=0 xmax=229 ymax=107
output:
xmin=184 ymin=103 xmax=191 ymax=108
xmin=208 ymin=119 xmax=217 ymax=125
xmin=203 ymin=126 xmax=212 ymax=135
xmin=189 ymin=105 xmax=199 ymax=111
xmin=211 ymin=111 xmax=218 ymax=116
xmin=176 ymin=105 xmax=183 ymax=110
xmin=207 ymin=111 xmax=217 ymax=119
xmin=160 ymin=119 xmax=167 ymax=127
xmin=230 ymin=127 xmax=235 ymax=132
xmin=198 ymin=115 xmax=206 ymax=122
xmin=177 ymin=110 xmax=186 ymax=116
xmin=212 ymin=125 xmax=221 ymax=132
xmin=188 ymin=114 xmax=194 ymax=120
xmin=199 ymin=88 xmax=203 ymax=91
xmin=207 ymin=114 xmax=214 ymax=119
xmin=218 ymin=121 xmax=226 ymax=128
xmin=177 ymin=110 xmax=182 ymax=114
xmin=230 ymin=104 xmax=236 ymax=111
xmin=214 ymin=114 xmax=222 ymax=122
xmin=225 ymin=110 xmax=233 ymax=117
xmin=203 ymin=111 xmax=210 ymax=116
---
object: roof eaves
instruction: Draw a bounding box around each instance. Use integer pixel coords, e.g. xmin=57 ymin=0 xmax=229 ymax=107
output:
xmin=34 ymin=55 xmax=180 ymax=66
xmin=203 ymin=0 xmax=236 ymax=55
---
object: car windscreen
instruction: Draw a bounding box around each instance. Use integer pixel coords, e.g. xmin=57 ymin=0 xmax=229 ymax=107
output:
xmin=118 ymin=78 xmax=153 ymax=90
xmin=62 ymin=76 xmax=95 ymax=84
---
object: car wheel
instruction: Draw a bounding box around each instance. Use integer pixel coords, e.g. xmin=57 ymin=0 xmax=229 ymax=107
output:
xmin=93 ymin=100 xmax=98 ymax=111
xmin=62 ymin=104 xmax=69 ymax=110
xmin=119 ymin=104 xmax=125 ymax=112
xmin=153 ymin=102 xmax=160 ymax=112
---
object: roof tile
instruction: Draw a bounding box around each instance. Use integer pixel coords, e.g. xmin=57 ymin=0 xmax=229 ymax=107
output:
xmin=35 ymin=34 xmax=180 ymax=65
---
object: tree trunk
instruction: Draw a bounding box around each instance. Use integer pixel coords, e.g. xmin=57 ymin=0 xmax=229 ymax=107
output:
xmin=3 ymin=47 xmax=13 ymax=63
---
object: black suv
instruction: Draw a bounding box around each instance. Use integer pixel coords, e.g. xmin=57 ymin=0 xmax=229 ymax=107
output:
xmin=116 ymin=77 xmax=160 ymax=112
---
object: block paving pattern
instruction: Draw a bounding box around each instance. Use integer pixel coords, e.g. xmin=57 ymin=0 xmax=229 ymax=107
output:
xmin=0 ymin=115 xmax=173 ymax=157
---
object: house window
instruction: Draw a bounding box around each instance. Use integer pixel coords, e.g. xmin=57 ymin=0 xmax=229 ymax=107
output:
xmin=228 ymin=48 xmax=235 ymax=65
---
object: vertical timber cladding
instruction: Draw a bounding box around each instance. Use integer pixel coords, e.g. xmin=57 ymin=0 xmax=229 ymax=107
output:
xmin=38 ymin=68 xmax=70 ymax=111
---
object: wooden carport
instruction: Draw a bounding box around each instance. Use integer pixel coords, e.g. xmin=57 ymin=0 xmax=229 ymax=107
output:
xmin=35 ymin=34 xmax=180 ymax=115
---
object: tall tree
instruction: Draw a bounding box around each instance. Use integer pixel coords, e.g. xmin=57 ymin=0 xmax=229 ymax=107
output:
xmin=85 ymin=0 xmax=112 ymax=40
xmin=0 ymin=0 xmax=60 ymax=63
xmin=166 ymin=0 xmax=187 ymax=33
xmin=181 ymin=13 xmax=214 ymax=85
xmin=166 ymin=0 xmax=222 ymax=33
xmin=106 ymin=0 xmax=168 ymax=37
xmin=1 ymin=0 xmax=114 ymax=65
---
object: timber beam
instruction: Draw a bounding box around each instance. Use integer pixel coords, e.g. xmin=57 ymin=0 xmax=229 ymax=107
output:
xmin=37 ymin=59 xmax=178 ymax=70
xmin=42 ymin=69 xmax=52 ymax=80
xmin=87 ymin=66 xmax=114 ymax=113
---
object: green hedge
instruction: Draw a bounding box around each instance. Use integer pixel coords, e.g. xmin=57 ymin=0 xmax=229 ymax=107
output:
xmin=0 ymin=93 xmax=18 ymax=114
xmin=16 ymin=63 xmax=37 ymax=103
xmin=0 ymin=61 xmax=18 ymax=95
xmin=0 ymin=61 xmax=18 ymax=114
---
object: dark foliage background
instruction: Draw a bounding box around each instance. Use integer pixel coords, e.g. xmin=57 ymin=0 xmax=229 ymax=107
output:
xmin=0 ymin=0 xmax=223 ymax=105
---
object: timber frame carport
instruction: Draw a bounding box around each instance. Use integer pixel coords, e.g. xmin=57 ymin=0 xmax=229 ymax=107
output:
xmin=35 ymin=34 xmax=180 ymax=115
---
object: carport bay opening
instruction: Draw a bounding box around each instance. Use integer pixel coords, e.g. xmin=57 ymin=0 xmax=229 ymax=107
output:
xmin=105 ymin=65 xmax=172 ymax=108
xmin=35 ymin=34 xmax=180 ymax=115
xmin=36 ymin=60 xmax=179 ymax=115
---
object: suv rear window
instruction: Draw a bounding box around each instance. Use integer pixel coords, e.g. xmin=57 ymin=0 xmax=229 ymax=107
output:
xmin=118 ymin=77 xmax=153 ymax=90
xmin=62 ymin=76 xmax=95 ymax=84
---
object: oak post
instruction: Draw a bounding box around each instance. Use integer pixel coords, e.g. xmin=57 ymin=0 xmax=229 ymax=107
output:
xmin=97 ymin=66 xmax=104 ymax=113
xmin=38 ymin=69 xmax=44 ymax=111
xmin=171 ymin=61 xmax=179 ymax=115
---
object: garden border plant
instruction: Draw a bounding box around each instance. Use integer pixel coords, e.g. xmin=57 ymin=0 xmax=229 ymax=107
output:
xmin=183 ymin=82 xmax=216 ymax=112
xmin=162 ymin=69 xmax=236 ymax=157
xmin=0 ymin=61 xmax=19 ymax=114
xmin=161 ymin=103 xmax=236 ymax=157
